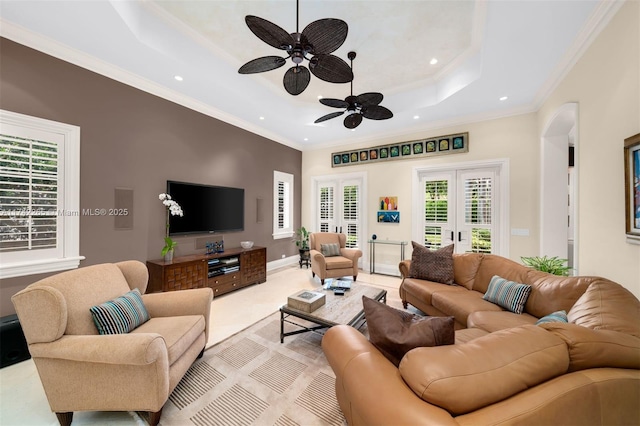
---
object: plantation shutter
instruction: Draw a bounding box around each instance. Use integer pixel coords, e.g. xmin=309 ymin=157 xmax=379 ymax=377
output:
xmin=273 ymin=171 xmax=293 ymax=239
xmin=318 ymin=183 xmax=335 ymax=233
xmin=0 ymin=134 xmax=60 ymax=254
xmin=342 ymin=183 xmax=359 ymax=248
xmin=462 ymin=174 xmax=493 ymax=253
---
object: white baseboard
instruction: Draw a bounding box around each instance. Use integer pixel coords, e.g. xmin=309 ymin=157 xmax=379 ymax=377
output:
xmin=370 ymin=263 xmax=401 ymax=277
xmin=267 ymin=255 xmax=300 ymax=272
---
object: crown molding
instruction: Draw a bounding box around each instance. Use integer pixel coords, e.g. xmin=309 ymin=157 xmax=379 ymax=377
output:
xmin=532 ymin=0 xmax=625 ymax=110
xmin=0 ymin=18 xmax=303 ymax=151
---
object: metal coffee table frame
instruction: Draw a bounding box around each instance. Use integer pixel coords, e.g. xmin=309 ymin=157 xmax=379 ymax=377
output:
xmin=280 ymin=286 xmax=387 ymax=343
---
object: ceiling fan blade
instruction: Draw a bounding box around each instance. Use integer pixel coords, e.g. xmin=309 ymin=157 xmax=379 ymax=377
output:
xmin=309 ymin=54 xmax=353 ymax=83
xmin=362 ymin=105 xmax=394 ymax=120
xmin=302 ymin=18 xmax=348 ymax=54
xmin=320 ymin=98 xmax=349 ymax=109
xmin=238 ymin=56 xmax=286 ymax=74
xmin=245 ymin=15 xmax=294 ymax=50
xmin=344 ymin=113 xmax=363 ymax=129
xmin=283 ymin=66 xmax=311 ymax=95
xmin=357 ymin=92 xmax=383 ymax=107
xmin=314 ymin=111 xmax=345 ymax=124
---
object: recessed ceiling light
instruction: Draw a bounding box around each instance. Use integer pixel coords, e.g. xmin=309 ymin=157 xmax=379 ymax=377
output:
xmin=304 ymin=138 xmax=308 ymax=141
xmin=499 ymin=96 xmax=508 ymax=101
xmin=430 ymin=58 xmax=438 ymax=65
xmin=317 ymin=95 xmax=323 ymax=99
xmin=174 ymin=75 xmax=183 ymax=81
xmin=259 ymin=116 xmax=265 ymax=120
xmin=413 ymin=115 xmax=420 ymax=120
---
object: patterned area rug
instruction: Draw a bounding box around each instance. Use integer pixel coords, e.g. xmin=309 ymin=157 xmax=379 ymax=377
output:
xmin=161 ymin=312 xmax=346 ymax=426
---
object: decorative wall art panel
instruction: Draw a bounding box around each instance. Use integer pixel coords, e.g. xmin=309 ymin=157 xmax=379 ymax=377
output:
xmin=332 ymin=132 xmax=469 ymax=167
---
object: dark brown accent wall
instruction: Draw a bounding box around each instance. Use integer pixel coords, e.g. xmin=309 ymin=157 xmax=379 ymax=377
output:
xmin=0 ymin=38 xmax=302 ymax=316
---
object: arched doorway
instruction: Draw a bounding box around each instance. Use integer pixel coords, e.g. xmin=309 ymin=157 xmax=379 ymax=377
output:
xmin=540 ymin=102 xmax=578 ymax=273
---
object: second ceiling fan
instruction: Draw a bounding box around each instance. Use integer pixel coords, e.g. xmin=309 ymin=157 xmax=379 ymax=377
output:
xmin=315 ymin=51 xmax=393 ymax=129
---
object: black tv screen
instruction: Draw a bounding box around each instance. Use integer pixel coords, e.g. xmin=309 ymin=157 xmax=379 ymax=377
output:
xmin=167 ymin=181 xmax=244 ymax=235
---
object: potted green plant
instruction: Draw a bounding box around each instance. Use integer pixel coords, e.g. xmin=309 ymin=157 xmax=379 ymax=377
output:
xmin=294 ymin=226 xmax=311 ymax=268
xmin=159 ymin=193 xmax=183 ymax=262
xmin=521 ymin=255 xmax=570 ymax=276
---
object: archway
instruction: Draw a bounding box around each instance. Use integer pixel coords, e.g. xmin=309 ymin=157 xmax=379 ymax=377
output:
xmin=540 ymin=102 xmax=578 ymax=273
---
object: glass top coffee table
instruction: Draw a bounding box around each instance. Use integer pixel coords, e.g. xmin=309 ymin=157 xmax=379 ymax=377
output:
xmin=280 ymin=284 xmax=387 ymax=343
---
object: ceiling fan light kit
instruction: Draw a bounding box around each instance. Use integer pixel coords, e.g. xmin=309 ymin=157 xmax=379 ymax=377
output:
xmin=239 ymin=0 xmax=353 ymax=95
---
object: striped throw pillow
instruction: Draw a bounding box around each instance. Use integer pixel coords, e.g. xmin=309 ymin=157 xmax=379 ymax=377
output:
xmin=536 ymin=310 xmax=568 ymax=325
xmin=90 ymin=289 xmax=150 ymax=335
xmin=483 ymin=276 xmax=532 ymax=314
xmin=321 ymin=243 xmax=341 ymax=257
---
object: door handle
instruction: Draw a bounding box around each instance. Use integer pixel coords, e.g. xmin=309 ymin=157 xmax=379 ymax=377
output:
xmin=450 ymin=231 xmax=454 ymax=241
xmin=458 ymin=232 xmax=462 ymax=242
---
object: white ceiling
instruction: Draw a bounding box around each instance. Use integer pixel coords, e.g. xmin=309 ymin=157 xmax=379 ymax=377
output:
xmin=0 ymin=1 xmax=617 ymax=151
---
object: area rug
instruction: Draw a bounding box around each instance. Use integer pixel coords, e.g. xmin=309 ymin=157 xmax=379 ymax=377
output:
xmin=160 ymin=312 xmax=346 ymax=426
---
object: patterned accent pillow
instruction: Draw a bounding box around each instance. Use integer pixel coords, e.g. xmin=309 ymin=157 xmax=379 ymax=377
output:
xmin=362 ymin=296 xmax=455 ymax=367
xmin=408 ymin=242 xmax=454 ymax=284
xmin=90 ymin=289 xmax=150 ymax=335
xmin=483 ymin=276 xmax=532 ymax=314
xmin=321 ymin=243 xmax=341 ymax=257
xmin=536 ymin=310 xmax=568 ymax=325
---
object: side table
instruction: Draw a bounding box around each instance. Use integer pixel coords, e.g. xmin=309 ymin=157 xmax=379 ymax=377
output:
xmin=368 ymin=239 xmax=407 ymax=275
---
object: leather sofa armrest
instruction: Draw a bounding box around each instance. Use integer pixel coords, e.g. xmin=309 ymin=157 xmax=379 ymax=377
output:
xmin=310 ymin=249 xmax=326 ymax=266
xmin=29 ymin=333 xmax=168 ymax=365
xmin=399 ymin=260 xmax=411 ymax=279
xmin=323 ymin=325 xmax=458 ymax=426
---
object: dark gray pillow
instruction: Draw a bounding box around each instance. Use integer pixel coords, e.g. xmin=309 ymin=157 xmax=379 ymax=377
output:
xmin=409 ymin=242 xmax=454 ymax=284
xmin=363 ymin=296 xmax=455 ymax=367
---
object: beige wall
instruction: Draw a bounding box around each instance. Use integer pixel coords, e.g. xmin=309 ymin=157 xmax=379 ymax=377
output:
xmin=302 ymin=113 xmax=540 ymax=268
xmin=0 ymin=38 xmax=302 ymax=316
xmin=538 ymin=0 xmax=640 ymax=297
xmin=303 ymin=1 xmax=640 ymax=297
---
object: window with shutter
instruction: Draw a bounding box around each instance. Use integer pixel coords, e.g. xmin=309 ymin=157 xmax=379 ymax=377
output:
xmin=273 ymin=171 xmax=294 ymax=239
xmin=0 ymin=110 xmax=83 ymax=278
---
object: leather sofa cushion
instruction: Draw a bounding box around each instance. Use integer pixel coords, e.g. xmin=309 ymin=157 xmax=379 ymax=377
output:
xmin=524 ymin=270 xmax=593 ymax=318
xmin=324 ymin=256 xmax=353 ymax=270
xmin=454 ymin=327 xmax=489 ymax=344
xmin=541 ymin=322 xmax=640 ymax=372
xmin=568 ymin=279 xmax=640 ymax=338
xmin=399 ymin=325 xmax=569 ymax=415
xmin=467 ymin=311 xmax=538 ymax=332
xmin=400 ymin=278 xmax=467 ymax=306
xmin=133 ymin=315 xmax=204 ymax=365
xmin=452 ymin=253 xmax=484 ymax=290
xmin=363 ymin=296 xmax=454 ymax=367
xmin=432 ymin=290 xmax=502 ymax=326
xmin=473 ymin=255 xmax=529 ymax=294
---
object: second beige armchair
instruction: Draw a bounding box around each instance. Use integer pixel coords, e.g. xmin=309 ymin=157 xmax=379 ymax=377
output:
xmin=309 ymin=232 xmax=363 ymax=284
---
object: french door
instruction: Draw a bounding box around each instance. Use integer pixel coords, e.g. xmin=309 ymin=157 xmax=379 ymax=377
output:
xmin=416 ymin=164 xmax=506 ymax=255
xmin=313 ymin=173 xmax=366 ymax=251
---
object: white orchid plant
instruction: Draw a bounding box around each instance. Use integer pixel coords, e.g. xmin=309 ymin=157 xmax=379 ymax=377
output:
xmin=159 ymin=193 xmax=184 ymax=256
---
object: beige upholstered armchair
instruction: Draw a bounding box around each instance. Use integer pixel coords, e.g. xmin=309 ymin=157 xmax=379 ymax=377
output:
xmin=309 ymin=232 xmax=363 ymax=284
xmin=11 ymin=260 xmax=213 ymax=426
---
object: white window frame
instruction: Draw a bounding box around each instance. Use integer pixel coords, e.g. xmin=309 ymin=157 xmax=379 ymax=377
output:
xmin=0 ymin=110 xmax=84 ymax=278
xmin=272 ymin=170 xmax=294 ymax=239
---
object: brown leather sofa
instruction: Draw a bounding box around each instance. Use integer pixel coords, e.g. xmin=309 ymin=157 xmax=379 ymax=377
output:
xmin=322 ymin=254 xmax=640 ymax=425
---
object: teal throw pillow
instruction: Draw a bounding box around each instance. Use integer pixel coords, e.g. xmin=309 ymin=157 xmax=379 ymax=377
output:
xmin=483 ymin=275 xmax=532 ymax=314
xmin=90 ymin=288 xmax=150 ymax=335
xmin=536 ymin=310 xmax=568 ymax=325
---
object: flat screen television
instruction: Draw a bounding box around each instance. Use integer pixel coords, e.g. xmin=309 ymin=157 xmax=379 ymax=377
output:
xmin=167 ymin=180 xmax=244 ymax=236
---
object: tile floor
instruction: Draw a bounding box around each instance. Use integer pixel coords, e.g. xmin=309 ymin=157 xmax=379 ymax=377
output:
xmin=0 ymin=265 xmax=402 ymax=426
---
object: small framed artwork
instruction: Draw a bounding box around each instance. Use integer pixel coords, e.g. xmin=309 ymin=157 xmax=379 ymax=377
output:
xmin=369 ymin=149 xmax=378 ymax=160
xmin=350 ymin=152 xmax=359 ymax=163
xmin=390 ymin=146 xmax=400 ymax=157
xmin=333 ymin=154 xmax=342 ymax=165
xmin=342 ymin=153 xmax=350 ymax=164
xmin=360 ymin=151 xmax=368 ymax=161
xmin=439 ymin=138 xmax=450 ymax=151
xmin=401 ymin=144 xmax=411 ymax=155
xmin=426 ymin=140 xmax=436 ymax=152
xmin=413 ymin=142 xmax=424 ymax=154
xmin=624 ymin=133 xmax=640 ymax=242
xmin=453 ymin=136 xmax=464 ymax=149
xmin=377 ymin=211 xmax=400 ymax=223
xmin=379 ymin=147 xmax=389 ymax=158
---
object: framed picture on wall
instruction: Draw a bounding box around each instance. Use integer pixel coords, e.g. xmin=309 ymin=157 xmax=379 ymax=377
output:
xmin=624 ymin=133 xmax=640 ymax=243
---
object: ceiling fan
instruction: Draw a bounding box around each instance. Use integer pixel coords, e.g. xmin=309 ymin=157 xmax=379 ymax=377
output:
xmin=238 ymin=0 xmax=353 ymax=96
xmin=314 ymin=51 xmax=393 ymax=129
